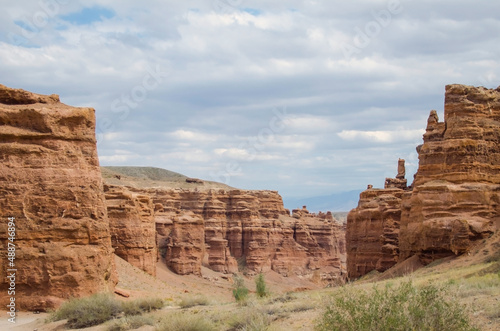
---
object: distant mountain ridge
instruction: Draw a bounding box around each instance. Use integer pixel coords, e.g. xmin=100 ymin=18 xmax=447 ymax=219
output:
xmin=101 ymin=166 xmax=234 ymax=190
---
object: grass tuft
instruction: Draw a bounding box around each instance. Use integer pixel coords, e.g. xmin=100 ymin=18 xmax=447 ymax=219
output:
xmin=107 ymin=315 xmax=154 ymax=331
xmin=228 ymin=307 xmax=271 ymax=331
xmin=48 ymin=293 xmax=122 ymax=329
xmin=155 ymin=313 xmax=216 ymax=331
xmin=121 ymin=297 xmax=164 ymax=316
xmin=178 ymin=295 xmax=210 ymax=309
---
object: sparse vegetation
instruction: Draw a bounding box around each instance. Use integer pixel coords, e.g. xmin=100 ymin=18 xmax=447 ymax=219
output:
xmin=108 ymin=315 xmax=155 ymax=331
xmin=48 ymin=293 xmax=122 ymax=329
xmin=286 ymin=301 xmax=315 ymax=313
xmin=233 ymin=275 xmax=249 ymax=302
xmin=228 ymin=307 xmax=271 ymax=331
xmin=268 ymin=292 xmax=295 ymax=304
xmin=179 ymin=295 xmax=210 ymax=308
xmin=49 ymin=294 xmax=164 ymax=329
xmin=255 ymin=273 xmax=269 ymax=298
xmin=121 ymin=297 xmax=165 ymax=315
xmin=316 ymin=280 xmax=479 ymax=331
xmin=156 ymin=313 xmax=216 ymax=331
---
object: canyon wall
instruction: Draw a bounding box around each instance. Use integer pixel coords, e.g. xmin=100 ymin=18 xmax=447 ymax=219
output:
xmin=346 ymin=187 xmax=404 ymax=279
xmin=399 ymin=84 xmax=500 ymax=263
xmin=104 ymin=185 xmax=157 ymax=276
xmin=347 ymin=84 xmax=500 ymax=278
xmin=120 ymin=188 xmax=346 ymax=283
xmin=0 ymin=85 xmax=116 ymax=310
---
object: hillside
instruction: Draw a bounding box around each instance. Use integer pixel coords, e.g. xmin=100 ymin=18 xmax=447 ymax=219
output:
xmin=101 ymin=166 xmax=234 ymax=190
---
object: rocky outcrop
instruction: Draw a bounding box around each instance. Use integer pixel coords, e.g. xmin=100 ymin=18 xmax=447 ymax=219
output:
xmin=399 ymin=85 xmax=500 ymax=263
xmin=347 ymin=179 xmax=405 ymax=278
xmin=116 ymin=187 xmax=346 ymax=282
xmin=0 ymin=85 xmax=116 ymax=310
xmin=347 ymin=84 xmax=500 ymax=278
xmin=104 ymin=185 xmax=157 ymax=276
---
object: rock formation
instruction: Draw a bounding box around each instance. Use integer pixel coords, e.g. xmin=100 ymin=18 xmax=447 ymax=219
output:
xmin=0 ymin=85 xmax=116 ymax=310
xmin=399 ymin=84 xmax=500 ymax=263
xmin=347 ymin=84 xmax=500 ymax=278
xmin=347 ymin=162 xmax=405 ymax=278
xmin=104 ymin=185 xmax=157 ymax=276
xmin=105 ymin=187 xmax=346 ymax=282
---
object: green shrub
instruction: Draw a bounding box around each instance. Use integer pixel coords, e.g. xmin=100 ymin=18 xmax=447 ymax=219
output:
xmin=179 ymin=295 xmax=210 ymax=308
xmin=155 ymin=313 xmax=216 ymax=331
xmin=49 ymin=293 xmax=122 ymax=329
xmin=233 ymin=275 xmax=249 ymax=302
xmin=255 ymin=273 xmax=269 ymax=298
xmin=121 ymin=297 xmax=164 ymax=316
xmin=316 ymin=280 xmax=479 ymax=331
xmin=108 ymin=315 xmax=154 ymax=331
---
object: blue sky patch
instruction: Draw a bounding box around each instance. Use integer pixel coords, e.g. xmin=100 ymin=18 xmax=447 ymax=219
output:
xmin=243 ymin=8 xmax=262 ymax=16
xmin=61 ymin=6 xmax=115 ymax=25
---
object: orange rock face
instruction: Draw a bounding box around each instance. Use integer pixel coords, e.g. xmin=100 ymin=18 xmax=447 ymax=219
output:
xmin=347 ymin=84 xmax=500 ymax=278
xmin=125 ymin=188 xmax=346 ymax=282
xmin=399 ymin=84 xmax=500 ymax=262
xmin=104 ymin=185 xmax=157 ymax=276
xmin=0 ymin=85 xmax=117 ymax=310
xmin=346 ymin=188 xmax=404 ymax=278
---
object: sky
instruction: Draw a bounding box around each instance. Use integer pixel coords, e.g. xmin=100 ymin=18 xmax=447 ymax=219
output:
xmin=1 ymin=0 xmax=499 ymax=208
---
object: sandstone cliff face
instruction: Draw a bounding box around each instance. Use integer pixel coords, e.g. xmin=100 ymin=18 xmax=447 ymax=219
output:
xmin=0 ymin=85 xmax=116 ymax=310
xmin=347 ymin=188 xmax=404 ymax=278
xmin=104 ymin=185 xmax=157 ymax=276
xmin=399 ymin=85 xmax=500 ymax=262
xmin=347 ymin=84 xmax=500 ymax=278
xmin=120 ymin=187 xmax=346 ymax=282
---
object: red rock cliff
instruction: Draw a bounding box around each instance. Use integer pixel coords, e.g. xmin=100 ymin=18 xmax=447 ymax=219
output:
xmin=0 ymin=85 xmax=117 ymax=310
xmin=104 ymin=185 xmax=157 ymax=276
xmin=399 ymin=85 xmax=500 ymax=263
xmin=347 ymin=84 xmax=500 ymax=278
xmin=346 ymin=187 xmax=404 ymax=279
xmin=122 ymin=187 xmax=346 ymax=283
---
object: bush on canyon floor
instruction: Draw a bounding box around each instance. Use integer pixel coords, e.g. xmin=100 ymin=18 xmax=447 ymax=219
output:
xmin=49 ymin=293 xmax=122 ymax=329
xmin=316 ymin=280 xmax=479 ymax=331
xmin=121 ymin=297 xmax=165 ymax=315
xmin=155 ymin=313 xmax=216 ymax=331
xmin=108 ymin=315 xmax=155 ymax=331
xmin=49 ymin=294 xmax=164 ymax=329
xmin=228 ymin=307 xmax=271 ymax=331
xmin=179 ymin=295 xmax=210 ymax=308
xmin=255 ymin=273 xmax=269 ymax=298
xmin=233 ymin=275 xmax=249 ymax=302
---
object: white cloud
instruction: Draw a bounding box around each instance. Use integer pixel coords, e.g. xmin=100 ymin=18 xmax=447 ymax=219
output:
xmin=337 ymin=129 xmax=425 ymax=143
xmin=169 ymin=129 xmax=219 ymax=142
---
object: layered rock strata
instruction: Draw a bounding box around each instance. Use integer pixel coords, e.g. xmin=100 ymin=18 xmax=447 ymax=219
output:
xmin=0 ymin=85 xmax=116 ymax=310
xmin=347 ymin=84 xmax=500 ymax=278
xmin=122 ymin=188 xmax=346 ymax=282
xmin=346 ymin=183 xmax=404 ymax=278
xmin=104 ymin=185 xmax=157 ymax=276
xmin=399 ymin=85 xmax=500 ymax=262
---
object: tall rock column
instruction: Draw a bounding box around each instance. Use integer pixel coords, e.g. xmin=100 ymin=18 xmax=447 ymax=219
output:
xmin=0 ymin=85 xmax=117 ymax=310
xmin=399 ymin=85 xmax=500 ymax=263
xmin=346 ymin=187 xmax=404 ymax=279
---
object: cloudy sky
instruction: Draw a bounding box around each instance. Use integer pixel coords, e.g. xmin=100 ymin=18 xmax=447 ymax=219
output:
xmin=1 ymin=0 xmax=499 ymax=209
